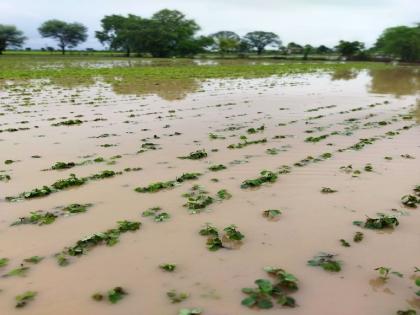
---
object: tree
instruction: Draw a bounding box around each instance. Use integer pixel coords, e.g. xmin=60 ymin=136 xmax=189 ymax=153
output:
xmin=0 ymin=25 xmax=26 ymax=54
xmin=137 ymin=9 xmax=201 ymax=57
xmin=244 ymin=31 xmax=281 ymax=55
xmin=302 ymin=44 xmax=314 ymax=60
xmin=38 ymin=20 xmax=88 ymax=54
xmin=95 ymin=14 xmax=144 ymax=56
xmin=211 ymin=31 xmax=240 ymax=56
xmin=335 ymin=40 xmax=365 ymax=59
xmin=374 ymin=24 xmax=420 ymax=62
xmin=316 ymin=45 xmax=332 ymax=54
xmin=286 ymin=42 xmax=303 ymax=54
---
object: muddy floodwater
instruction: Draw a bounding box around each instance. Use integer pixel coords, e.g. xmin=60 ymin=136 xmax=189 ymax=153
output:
xmin=0 ymin=63 xmax=419 ymax=315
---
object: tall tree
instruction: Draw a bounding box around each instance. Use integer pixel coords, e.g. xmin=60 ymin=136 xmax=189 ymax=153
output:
xmin=96 ymin=14 xmax=145 ymax=56
xmin=316 ymin=45 xmax=332 ymax=54
xmin=38 ymin=20 xmax=88 ymax=54
xmin=302 ymin=44 xmax=314 ymax=60
xmin=335 ymin=40 xmax=365 ymax=59
xmin=0 ymin=25 xmax=26 ymax=54
xmin=243 ymin=31 xmax=281 ymax=55
xmin=374 ymin=24 xmax=420 ymax=62
xmin=142 ymin=9 xmax=201 ymax=57
xmin=211 ymin=31 xmax=240 ymax=55
xmin=286 ymin=42 xmax=303 ymax=54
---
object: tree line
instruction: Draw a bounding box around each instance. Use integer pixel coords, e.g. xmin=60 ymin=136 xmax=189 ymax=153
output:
xmin=0 ymin=9 xmax=419 ymax=62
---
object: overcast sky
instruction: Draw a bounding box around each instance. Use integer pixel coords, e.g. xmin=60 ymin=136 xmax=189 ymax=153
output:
xmin=1 ymin=0 xmax=419 ymax=50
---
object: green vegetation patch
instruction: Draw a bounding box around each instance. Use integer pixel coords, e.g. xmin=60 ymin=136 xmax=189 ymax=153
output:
xmin=241 ymin=170 xmax=278 ymax=189
xmin=353 ymin=214 xmax=399 ymax=229
xmin=15 ymin=291 xmax=37 ymax=308
xmin=134 ymin=172 xmax=201 ymax=193
xmin=92 ymin=287 xmax=128 ymax=304
xmin=178 ymin=150 xmax=208 ymax=160
xmin=308 ymin=253 xmax=341 ymax=272
xmin=199 ymin=223 xmax=244 ymax=251
xmin=241 ymin=267 xmax=298 ymax=309
xmin=56 ymin=220 xmax=141 ymax=265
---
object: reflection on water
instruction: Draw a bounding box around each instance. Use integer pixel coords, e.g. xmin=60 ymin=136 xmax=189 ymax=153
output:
xmin=368 ymin=67 xmax=420 ymax=97
xmin=106 ymin=77 xmax=200 ymax=101
xmin=368 ymin=277 xmax=395 ymax=295
xmin=0 ymin=64 xmax=419 ymax=101
xmin=330 ymin=68 xmax=360 ymax=81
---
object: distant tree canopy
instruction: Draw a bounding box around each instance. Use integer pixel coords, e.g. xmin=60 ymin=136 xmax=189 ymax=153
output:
xmin=243 ymin=31 xmax=281 ymax=55
xmin=38 ymin=20 xmax=88 ymax=54
xmin=374 ymin=24 xmax=420 ymax=62
xmin=210 ymin=31 xmax=240 ymax=55
xmin=4 ymin=8 xmax=416 ymax=62
xmin=286 ymin=42 xmax=303 ymax=54
xmin=95 ymin=9 xmax=211 ymax=57
xmin=316 ymin=45 xmax=332 ymax=54
xmin=96 ymin=14 xmax=135 ymax=55
xmin=0 ymin=24 xmax=26 ymax=54
xmin=335 ymin=40 xmax=365 ymax=59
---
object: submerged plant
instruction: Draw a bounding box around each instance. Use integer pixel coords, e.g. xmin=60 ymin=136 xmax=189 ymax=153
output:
xmin=353 ymin=231 xmax=364 ymax=242
xmin=228 ymin=137 xmax=267 ymax=149
xmin=6 ymin=265 xmax=30 ymax=277
xmin=247 ymin=125 xmax=265 ymax=134
xmin=142 ymin=207 xmax=170 ymax=222
xmin=15 ymin=291 xmax=37 ymax=308
xmin=12 ymin=203 xmax=92 ymax=226
xmin=208 ymin=164 xmax=226 ymax=172
xmin=0 ymin=174 xmax=11 ymax=182
xmin=7 ymin=170 xmax=124 ymax=201
xmin=183 ymin=186 xmax=214 ymax=214
xmin=263 ymin=209 xmax=282 ymax=221
xmin=167 ymin=290 xmax=189 ymax=303
xmin=321 ymin=187 xmax=337 ymax=194
xmin=52 ymin=119 xmax=83 ymax=126
xmin=178 ymin=308 xmax=202 ymax=315
xmin=223 ymin=225 xmax=245 ymax=241
xmin=178 ymin=150 xmax=207 ymax=160
xmin=401 ymin=194 xmax=419 ymax=208
xmin=364 ymin=163 xmax=373 ymax=172
xmin=353 ymin=214 xmax=399 ymax=229
xmin=305 ymin=134 xmax=329 ymax=143
xmin=308 ymin=253 xmax=341 ymax=272
xmin=62 ymin=203 xmax=92 ymax=213
xmin=93 ymin=287 xmax=127 ymax=304
xmin=56 ymin=221 xmax=141 ymax=265
xmin=0 ymin=258 xmax=9 ymax=268
xmin=216 ymin=189 xmax=232 ymax=200
xmin=241 ymin=170 xmax=278 ymax=189
xmin=159 ymin=263 xmax=176 ymax=272
xmin=199 ymin=223 xmax=244 ymax=251
xmin=51 ymin=161 xmax=76 ymax=170
xmin=374 ymin=267 xmax=403 ymax=280
xmin=12 ymin=211 xmax=57 ymax=226
xmin=241 ymin=267 xmax=298 ymax=309
xmin=134 ymin=173 xmax=201 ymax=193
xmin=135 ymin=181 xmax=176 ymax=193
xmin=23 ymin=256 xmax=44 ymax=264
xmin=340 ymin=239 xmax=350 ymax=247
xmin=6 ymin=186 xmax=53 ymax=201
xmin=108 ymin=287 xmax=127 ymax=304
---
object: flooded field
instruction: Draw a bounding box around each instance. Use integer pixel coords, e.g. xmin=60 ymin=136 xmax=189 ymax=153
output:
xmin=0 ymin=59 xmax=419 ymax=315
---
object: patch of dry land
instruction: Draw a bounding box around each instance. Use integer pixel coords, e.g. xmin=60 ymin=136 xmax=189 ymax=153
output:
xmin=0 ymin=58 xmax=419 ymax=315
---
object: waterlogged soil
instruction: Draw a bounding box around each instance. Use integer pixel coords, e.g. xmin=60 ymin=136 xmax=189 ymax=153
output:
xmin=0 ymin=64 xmax=419 ymax=315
